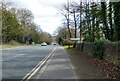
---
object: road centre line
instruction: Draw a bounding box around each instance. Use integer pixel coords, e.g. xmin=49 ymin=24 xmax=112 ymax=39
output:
xmin=33 ymin=47 xmax=56 ymax=78
xmin=22 ymin=46 xmax=57 ymax=81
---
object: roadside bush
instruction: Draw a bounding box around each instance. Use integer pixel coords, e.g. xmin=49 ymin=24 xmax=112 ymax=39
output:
xmin=8 ymin=40 xmax=19 ymax=45
xmin=63 ymin=39 xmax=74 ymax=45
xmin=79 ymin=42 xmax=84 ymax=52
xmin=99 ymin=38 xmax=111 ymax=43
xmin=93 ymin=40 xmax=105 ymax=59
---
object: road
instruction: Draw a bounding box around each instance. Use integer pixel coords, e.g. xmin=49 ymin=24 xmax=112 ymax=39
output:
xmin=2 ymin=45 xmax=56 ymax=79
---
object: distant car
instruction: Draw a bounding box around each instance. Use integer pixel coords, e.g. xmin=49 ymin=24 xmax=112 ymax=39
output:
xmin=41 ymin=42 xmax=47 ymax=46
xmin=54 ymin=43 xmax=57 ymax=45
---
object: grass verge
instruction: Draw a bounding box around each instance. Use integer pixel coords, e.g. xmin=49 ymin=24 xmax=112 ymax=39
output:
xmin=1 ymin=44 xmax=24 ymax=50
xmin=63 ymin=45 xmax=73 ymax=49
xmin=0 ymin=43 xmax=37 ymax=50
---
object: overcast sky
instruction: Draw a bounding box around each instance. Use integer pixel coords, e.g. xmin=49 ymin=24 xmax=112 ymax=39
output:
xmin=3 ymin=0 xmax=120 ymax=35
xmin=8 ymin=0 xmax=79 ymax=35
xmin=7 ymin=0 xmax=82 ymax=35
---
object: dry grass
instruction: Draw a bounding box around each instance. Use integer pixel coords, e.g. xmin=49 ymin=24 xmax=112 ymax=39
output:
xmin=1 ymin=44 xmax=24 ymax=50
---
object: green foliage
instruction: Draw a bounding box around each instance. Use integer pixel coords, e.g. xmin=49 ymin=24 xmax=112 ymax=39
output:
xmin=60 ymin=1 xmax=120 ymax=43
xmin=93 ymin=40 xmax=105 ymax=59
xmin=101 ymin=2 xmax=111 ymax=40
xmin=2 ymin=7 xmax=21 ymax=43
xmin=8 ymin=40 xmax=19 ymax=45
xmin=119 ymin=40 xmax=120 ymax=43
xmin=92 ymin=38 xmax=111 ymax=60
xmin=1 ymin=3 xmax=48 ymax=44
xmin=39 ymin=32 xmax=53 ymax=45
xmin=78 ymin=42 xmax=84 ymax=52
xmin=113 ymin=2 xmax=120 ymax=41
xmin=83 ymin=36 xmax=92 ymax=42
xmin=97 ymin=38 xmax=111 ymax=43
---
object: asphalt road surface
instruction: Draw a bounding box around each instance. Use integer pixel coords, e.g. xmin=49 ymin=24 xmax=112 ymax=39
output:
xmin=2 ymin=45 xmax=56 ymax=79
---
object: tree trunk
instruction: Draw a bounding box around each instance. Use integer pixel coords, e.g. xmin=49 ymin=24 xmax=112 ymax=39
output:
xmin=109 ymin=2 xmax=114 ymax=41
xmin=101 ymin=2 xmax=110 ymax=40
xmin=113 ymin=2 xmax=120 ymax=41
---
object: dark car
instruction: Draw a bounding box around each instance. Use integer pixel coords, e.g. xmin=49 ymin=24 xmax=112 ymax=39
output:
xmin=54 ymin=43 xmax=57 ymax=45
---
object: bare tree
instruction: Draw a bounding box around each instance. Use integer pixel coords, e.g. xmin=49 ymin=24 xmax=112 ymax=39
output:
xmin=69 ymin=2 xmax=80 ymax=47
xmin=60 ymin=1 xmax=72 ymax=38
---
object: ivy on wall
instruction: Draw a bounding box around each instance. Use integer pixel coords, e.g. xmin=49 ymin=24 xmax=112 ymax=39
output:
xmin=93 ymin=40 xmax=105 ymax=59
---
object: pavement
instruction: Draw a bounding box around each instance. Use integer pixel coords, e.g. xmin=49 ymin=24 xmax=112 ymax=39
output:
xmin=33 ymin=46 xmax=106 ymax=79
xmin=33 ymin=46 xmax=77 ymax=79
xmin=65 ymin=48 xmax=106 ymax=79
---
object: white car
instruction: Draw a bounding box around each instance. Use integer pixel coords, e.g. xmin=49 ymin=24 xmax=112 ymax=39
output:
xmin=41 ymin=42 xmax=47 ymax=46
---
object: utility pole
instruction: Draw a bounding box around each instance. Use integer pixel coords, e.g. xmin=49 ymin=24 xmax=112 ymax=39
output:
xmin=73 ymin=9 xmax=77 ymax=38
xmin=79 ymin=0 xmax=84 ymax=52
xmin=80 ymin=0 xmax=82 ymax=43
xmin=70 ymin=5 xmax=77 ymax=48
xmin=67 ymin=0 xmax=71 ymax=38
xmin=71 ymin=4 xmax=77 ymax=38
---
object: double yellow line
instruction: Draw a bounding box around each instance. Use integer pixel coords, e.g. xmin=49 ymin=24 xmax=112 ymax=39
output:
xmin=22 ymin=47 xmax=57 ymax=81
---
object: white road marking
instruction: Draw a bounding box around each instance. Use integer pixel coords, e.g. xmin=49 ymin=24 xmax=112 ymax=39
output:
xmin=22 ymin=46 xmax=57 ymax=80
